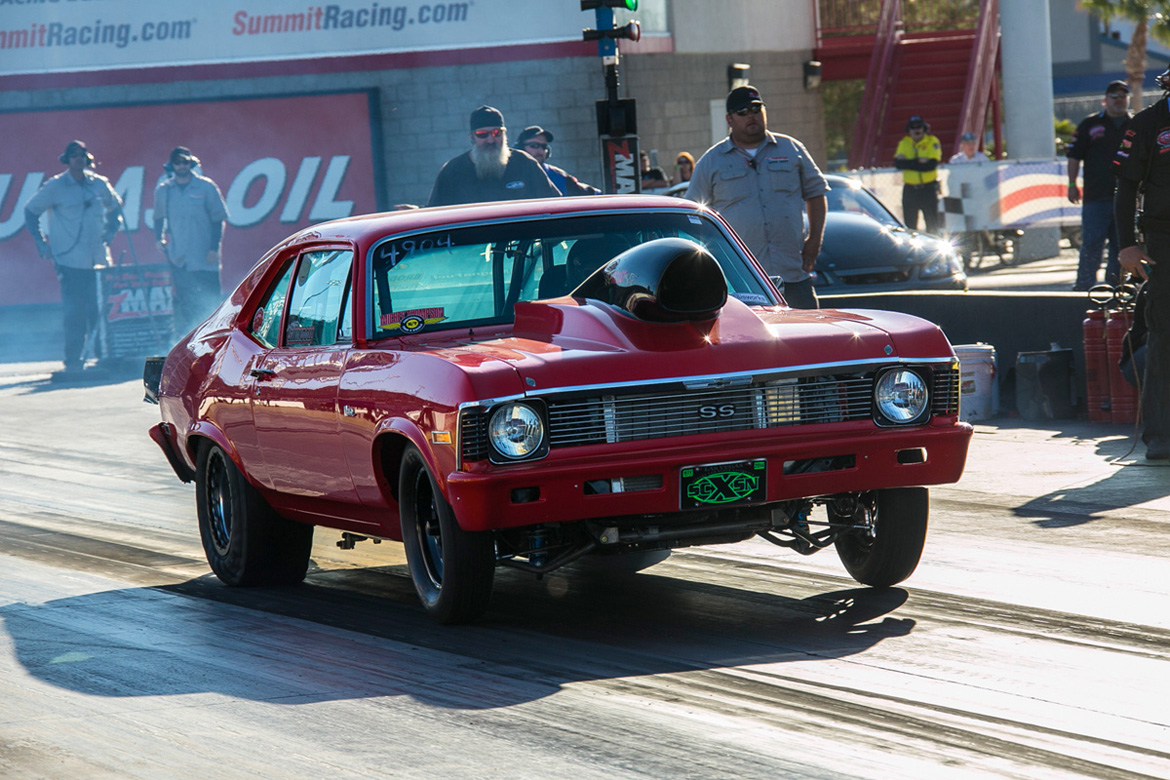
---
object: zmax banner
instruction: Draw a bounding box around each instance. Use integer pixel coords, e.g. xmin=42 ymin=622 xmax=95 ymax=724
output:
xmin=0 ymin=91 xmax=379 ymax=307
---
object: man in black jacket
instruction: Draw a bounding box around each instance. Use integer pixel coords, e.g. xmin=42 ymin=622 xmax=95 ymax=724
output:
xmin=427 ymin=106 xmax=559 ymax=207
xmin=1068 ymin=80 xmax=1131 ymax=290
xmin=1114 ymin=71 xmax=1170 ymax=460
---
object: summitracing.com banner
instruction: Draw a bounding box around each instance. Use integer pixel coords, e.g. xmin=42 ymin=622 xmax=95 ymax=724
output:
xmin=0 ymin=0 xmax=659 ymax=76
xmin=0 ymin=91 xmax=379 ymax=307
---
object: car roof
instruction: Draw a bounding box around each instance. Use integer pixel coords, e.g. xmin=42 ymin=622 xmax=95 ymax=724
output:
xmin=286 ymin=195 xmax=706 ymax=246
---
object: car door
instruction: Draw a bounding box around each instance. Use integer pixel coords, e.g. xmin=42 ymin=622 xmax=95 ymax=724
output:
xmin=247 ymin=247 xmax=359 ymax=505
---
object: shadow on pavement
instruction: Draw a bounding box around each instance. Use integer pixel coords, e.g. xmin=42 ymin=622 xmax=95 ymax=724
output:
xmin=0 ymin=563 xmax=912 ymax=709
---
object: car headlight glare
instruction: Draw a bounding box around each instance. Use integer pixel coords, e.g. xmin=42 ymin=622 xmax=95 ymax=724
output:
xmin=875 ymin=369 xmax=929 ymax=424
xmin=489 ymin=403 xmax=545 ymax=459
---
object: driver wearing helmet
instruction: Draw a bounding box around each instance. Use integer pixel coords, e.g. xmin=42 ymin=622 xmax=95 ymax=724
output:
xmin=1113 ymin=69 xmax=1170 ymax=460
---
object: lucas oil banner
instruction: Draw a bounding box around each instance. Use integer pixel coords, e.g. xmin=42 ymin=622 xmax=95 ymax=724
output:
xmin=0 ymin=91 xmax=379 ymax=307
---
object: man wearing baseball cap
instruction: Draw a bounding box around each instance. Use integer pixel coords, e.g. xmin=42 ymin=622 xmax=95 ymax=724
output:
xmin=894 ymin=115 xmax=943 ymax=233
xmin=949 ymin=132 xmax=989 ymax=164
xmin=23 ymin=139 xmax=124 ymax=373
xmin=686 ymin=85 xmax=829 ymax=309
xmin=515 ymin=125 xmax=600 ymax=196
xmin=153 ymin=145 xmax=229 ymax=334
xmin=1067 ymin=80 xmax=1132 ymax=290
xmin=427 ymin=106 xmax=559 ymax=207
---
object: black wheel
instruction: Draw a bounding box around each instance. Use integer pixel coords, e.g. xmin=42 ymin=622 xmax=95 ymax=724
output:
xmin=195 ymin=443 xmax=313 ymax=587
xmin=399 ymin=446 xmax=495 ymax=624
xmin=831 ymin=488 xmax=928 ymax=587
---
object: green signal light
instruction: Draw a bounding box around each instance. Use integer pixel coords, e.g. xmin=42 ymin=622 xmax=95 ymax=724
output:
xmin=581 ymin=0 xmax=638 ymax=10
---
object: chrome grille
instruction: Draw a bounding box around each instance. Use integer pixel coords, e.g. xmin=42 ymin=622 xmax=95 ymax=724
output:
xmin=460 ymin=407 xmax=490 ymax=461
xmin=546 ymin=373 xmax=876 ymax=449
xmin=932 ymin=366 xmax=960 ymax=416
xmin=459 ymin=364 xmax=959 ymax=461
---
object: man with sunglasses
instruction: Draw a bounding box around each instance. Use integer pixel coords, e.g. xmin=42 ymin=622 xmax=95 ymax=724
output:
xmin=894 ymin=115 xmax=942 ymax=234
xmin=24 ymin=139 xmax=123 ymax=373
xmin=686 ymin=85 xmax=828 ymax=309
xmin=153 ymin=146 xmax=228 ymax=334
xmin=428 ymin=106 xmax=559 ymax=207
xmin=1068 ymin=80 xmax=1132 ymax=290
xmin=515 ymin=125 xmax=600 ymax=197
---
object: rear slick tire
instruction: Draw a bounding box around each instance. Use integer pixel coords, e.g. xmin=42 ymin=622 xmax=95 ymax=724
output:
xmin=399 ymin=446 xmax=495 ymax=624
xmin=195 ymin=443 xmax=313 ymax=587
xmin=833 ymin=487 xmax=928 ymax=588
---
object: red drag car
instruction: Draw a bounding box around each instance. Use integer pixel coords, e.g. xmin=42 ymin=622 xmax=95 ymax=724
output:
xmin=144 ymin=195 xmax=972 ymax=623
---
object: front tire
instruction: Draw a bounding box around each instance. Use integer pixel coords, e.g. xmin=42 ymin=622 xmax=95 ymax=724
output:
xmin=398 ymin=446 xmax=495 ymax=624
xmin=832 ymin=488 xmax=928 ymax=587
xmin=195 ymin=442 xmax=313 ymax=587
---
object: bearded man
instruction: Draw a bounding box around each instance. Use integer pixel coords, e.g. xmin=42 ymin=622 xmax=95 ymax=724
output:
xmin=427 ymin=106 xmax=560 ymax=207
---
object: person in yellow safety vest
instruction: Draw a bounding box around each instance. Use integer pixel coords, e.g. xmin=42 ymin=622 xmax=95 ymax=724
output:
xmin=894 ymin=115 xmax=942 ymax=233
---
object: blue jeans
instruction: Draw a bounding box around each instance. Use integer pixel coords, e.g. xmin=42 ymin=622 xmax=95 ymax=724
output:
xmin=1076 ymin=199 xmax=1120 ymax=289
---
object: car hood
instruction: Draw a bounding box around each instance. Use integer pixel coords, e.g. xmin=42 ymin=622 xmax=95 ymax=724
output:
xmin=818 ymin=212 xmax=947 ymax=270
xmin=404 ymin=297 xmax=952 ymax=395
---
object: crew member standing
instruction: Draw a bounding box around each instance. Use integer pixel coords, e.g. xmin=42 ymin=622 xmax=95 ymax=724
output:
xmin=686 ymin=85 xmax=828 ymax=309
xmin=1114 ymin=69 xmax=1170 ymax=460
xmin=514 ymin=126 xmax=601 ymax=196
xmin=153 ymin=146 xmax=228 ymax=334
xmin=427 ymin=106 xmax=559 ymax=207
xmin=24 ymin=140 xmax=123 ymax=374
xmin=1068 ymin=80 xmax=1132 ymax=291
xmin=894 ymin=115 xmax=942 ymax=233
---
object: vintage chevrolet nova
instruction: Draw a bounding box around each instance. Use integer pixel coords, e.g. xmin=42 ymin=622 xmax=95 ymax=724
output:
xmin=145 ymin=195 xmax=972 ymax=623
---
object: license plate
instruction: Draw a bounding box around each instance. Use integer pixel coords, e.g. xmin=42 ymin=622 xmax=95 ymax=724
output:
xmin=680 ymin=459 xmax=767 ymax=509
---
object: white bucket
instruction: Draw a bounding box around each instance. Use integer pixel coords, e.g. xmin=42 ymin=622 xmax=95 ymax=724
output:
xmin=954 ymin=343 xmax=997 ymax=422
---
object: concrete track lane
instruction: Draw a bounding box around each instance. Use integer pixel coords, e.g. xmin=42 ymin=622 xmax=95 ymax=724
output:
xmin=0 ymin=369 xmax=1168 ymax=779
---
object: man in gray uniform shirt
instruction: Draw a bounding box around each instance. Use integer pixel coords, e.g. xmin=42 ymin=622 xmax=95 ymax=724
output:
xmin=153 ymin=146 xmax=228 ymax=334
xmin=24 ymin=139 xmax=124 ymax=373
xmin=686 ymin=85 xmax=828 ymax=309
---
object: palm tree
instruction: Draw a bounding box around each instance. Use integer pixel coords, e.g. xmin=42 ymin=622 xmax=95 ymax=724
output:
xmin=1082 ymin=0 xmax=1170 ymax=107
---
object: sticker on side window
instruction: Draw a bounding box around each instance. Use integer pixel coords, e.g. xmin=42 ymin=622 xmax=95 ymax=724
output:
xmin=380 ymin=307 xmax=447 ymax=334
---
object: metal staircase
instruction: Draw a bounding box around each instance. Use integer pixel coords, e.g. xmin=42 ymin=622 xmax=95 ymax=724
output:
xmin=816 ymin=0 xmax=1001 ymax=170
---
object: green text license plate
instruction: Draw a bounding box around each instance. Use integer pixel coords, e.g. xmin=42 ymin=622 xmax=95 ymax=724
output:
xmin=680 ymin=459 xmax=767 ymax=509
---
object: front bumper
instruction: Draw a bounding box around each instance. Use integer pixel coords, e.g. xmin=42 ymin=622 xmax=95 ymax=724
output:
xmin=445 ymin=421 xmax=972 ymax=531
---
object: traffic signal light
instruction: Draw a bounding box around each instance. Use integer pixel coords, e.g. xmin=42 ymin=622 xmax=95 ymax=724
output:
xmin=582 ymin=0 xmax=640 ymax=56
xmin=583 ymin=22 xmax=641 ymax=43
xmin=581 ymin=0 xmax=638 ymax=10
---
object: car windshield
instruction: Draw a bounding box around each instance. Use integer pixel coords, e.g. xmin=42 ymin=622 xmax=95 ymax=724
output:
xmin=365 ymin=211 xmax=776 ymax=339
xmin=826 ymin=179 xmax=901 ymax=227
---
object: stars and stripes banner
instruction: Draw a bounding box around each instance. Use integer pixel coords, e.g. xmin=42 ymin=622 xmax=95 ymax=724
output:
xmin=854 ymin=159 xmax=1080 ymax=234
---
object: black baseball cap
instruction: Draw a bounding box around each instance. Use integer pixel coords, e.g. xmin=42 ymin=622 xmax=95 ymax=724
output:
xmin=469 ymin=105 xmax=504 ymax=132
xmin=726 ymin=85 xmax=763 ymax=113
xmin=517 ymin=126 xmax=554 ymax=145
xmin=1106 ymin=80 xmax=1130 ymax=95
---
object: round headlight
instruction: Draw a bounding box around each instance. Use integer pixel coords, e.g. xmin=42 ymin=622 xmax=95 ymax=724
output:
xmin=875 ymin=369 xmax=929 ymax=423
xmin=488 ymin=403 xmax=545 ymax=459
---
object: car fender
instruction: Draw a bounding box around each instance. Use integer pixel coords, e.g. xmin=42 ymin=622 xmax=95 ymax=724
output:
xmin=185 ymin=420 xmax=252 ymax=483
xmin=370 ymin=416 xmax=443 ymax=502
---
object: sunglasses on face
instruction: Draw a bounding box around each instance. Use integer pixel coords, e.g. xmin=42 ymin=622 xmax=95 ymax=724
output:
xmin=524 ymin=142 xmax=549 ymax=151
xmin=733 ymin=104 xmax=763 ymax=117
xmin=473 ymin=128 xmax=503 ymax=139
xmin=1107 ymin=92 xmax=1128 ymax=99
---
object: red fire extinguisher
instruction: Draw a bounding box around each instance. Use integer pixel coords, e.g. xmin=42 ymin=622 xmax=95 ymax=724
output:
xmin=1106 ymin=309 xmax=1138 ymax=424
xmin=1082 ymin=308 xmax=1111 ymax=422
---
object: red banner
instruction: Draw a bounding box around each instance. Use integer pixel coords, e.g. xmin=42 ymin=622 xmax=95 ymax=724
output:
xmin=0 ymin=91 xmax=379 ymax=306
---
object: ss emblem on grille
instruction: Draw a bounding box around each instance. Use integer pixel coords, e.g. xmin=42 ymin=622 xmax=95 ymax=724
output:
xmin=698 ymin=404 xmax=737 ymax=419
